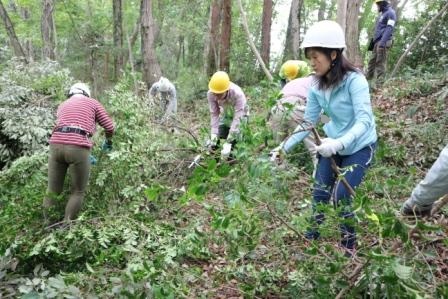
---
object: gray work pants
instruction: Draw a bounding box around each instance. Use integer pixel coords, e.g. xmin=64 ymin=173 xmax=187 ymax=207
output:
xmin=43 ymin=144 xmax=90 ymax=221
xmin=403 ymin=144 xmax=448 ymax=212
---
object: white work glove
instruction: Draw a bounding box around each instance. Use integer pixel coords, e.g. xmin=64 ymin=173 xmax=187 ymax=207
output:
xmin=205 ymin=133 xmax=218 ymax=148
xmin=316 ymin=138 xmax=344 ymax=157
xmin=269 ymin=143 xmax=285 ymax=162
xmin=221 ymin=142 xmax=232 ymax=159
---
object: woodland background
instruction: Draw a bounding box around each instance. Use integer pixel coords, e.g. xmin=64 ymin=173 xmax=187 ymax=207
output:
xmin=0 ymin=0 xmax=447 ymax=298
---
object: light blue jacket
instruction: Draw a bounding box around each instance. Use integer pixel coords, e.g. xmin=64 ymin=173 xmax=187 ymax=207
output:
xmin=283 ymin=71 xmax=377 ymax=155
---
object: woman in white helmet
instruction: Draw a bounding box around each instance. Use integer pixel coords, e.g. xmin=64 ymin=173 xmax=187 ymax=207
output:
xmin=271 ymin=20 xmax=377 ymax=257
xmin=44 ymin=82 xmax=115 ymax=222
xmin=148 ymin=77 xmax=177 ymax=122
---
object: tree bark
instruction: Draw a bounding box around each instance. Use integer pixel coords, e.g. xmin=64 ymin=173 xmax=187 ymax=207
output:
xmin=0 ymin=0 xmax=27 ymax=62
xmin=283 ymin=0 xmax=303 ymax=60
xmin=260 ymin=0 xmax=272 ymax=68
xmin=204 ymin=0 xmax=222 ymax=77
xmin=236 ymin=0 xmax=272 ymax=81
xmin=141 ymin=0 xmax=161 ymax=88
xmin=113 ymin=0 xmax=123 ymax=80
xmin=337 ymin=0 xmax=362 ymax=67
xmin=318 ymin=0 xmax=327 ymax=21
xmin=41 ymin=0 xmax=55 ymax=60
xmin=390 ymin=1 xmax=448 ymax=77
xmin=220 ymin=0 xmax=231 ymax=72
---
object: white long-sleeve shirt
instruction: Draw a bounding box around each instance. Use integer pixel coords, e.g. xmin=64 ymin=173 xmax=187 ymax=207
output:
xmin=149 ymin=80 xmax=177 ymax=120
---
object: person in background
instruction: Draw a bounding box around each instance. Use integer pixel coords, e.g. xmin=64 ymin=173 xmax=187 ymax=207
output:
xmin=270 ymin=20 xmax=377 ymax=257
xmin=269 ymin=71 xmax=318 ymax=170
xmin=401 ymin=143 xmax=448 ymax=216
xmin=279 ymin=60 xmax=312 ymax=88
xmin=149 ymin=76 xmax=177 ymax=122
xmin=43 ymin=83 xmax=115 ymax=222
xmin=366 ymin=0 xmax=397 ymax=85
xmin=206 ymin=71 xmax=249 ymax=159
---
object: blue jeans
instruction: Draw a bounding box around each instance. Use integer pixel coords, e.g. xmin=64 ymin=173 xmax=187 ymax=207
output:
xmin=306 ymin=143 xmax=376 ymax=249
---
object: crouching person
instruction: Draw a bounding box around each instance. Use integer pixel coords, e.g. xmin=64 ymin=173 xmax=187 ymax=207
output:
xmin=269 ymin=71 xmax=318 ymax=170
xmin=43 ymin=83 xmax=115 ymax=223
xmin=206 ymin=71 xmax=249 ymax=159
xmin=149 ymin=76 xmax=177 ymax=123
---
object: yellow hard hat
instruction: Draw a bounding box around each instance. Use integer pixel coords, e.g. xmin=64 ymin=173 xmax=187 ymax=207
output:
xmin=208 ymin=71 xmax=230 ymax=94
xmin=282 ymin=60 xmax=299 ymax=80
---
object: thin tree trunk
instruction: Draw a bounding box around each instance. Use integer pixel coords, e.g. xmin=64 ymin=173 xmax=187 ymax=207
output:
xmin=390 ymin=1 xmax=448 ymax=77
xmin=41 ymin=0 xmax=55 ymax=60
xmin=318 ymin=0 xmax=327 ymax=21
xmin=122 ymin=16 xmax=141 ymax=68
xmin=345 ymin=0 xmax=362 ymax=67
xmin=141 ymin=0 xmax=161 ymax=88
xmin=204 ymin=0 xmax=222 ymax=76
xmin=0 ymin=0 xmax=27 ymax=62
xmin=336 ymin=0 xmax=348 ymax=33
xmin=113 ymin=0 xmax=123 ymax=80
xmin=260 ymin=0 xmax=272 ymax=68
xmin=236 ymin=0 xmax=272 ymax=81
xmin=220 ymin=0 xmax=231 ymax=72
xmin=283 ymin=0 xmax=301 ymax=60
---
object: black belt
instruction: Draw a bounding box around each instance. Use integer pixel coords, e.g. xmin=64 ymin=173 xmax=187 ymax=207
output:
xmin=55 ymin=126 xmax=91 ymax=137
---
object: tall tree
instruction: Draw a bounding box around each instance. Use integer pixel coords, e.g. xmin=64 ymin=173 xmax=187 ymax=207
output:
xmin=337 ymin=0 xmax=362 ymax=67
xmin=283 ymin=0 xmax=304 ymax=60
xmin=260 ymin=0 xmax=272 ymax=68
xmin=204 ymin=0 xmax=222 ymax=77
xmin=41 ymin=0 xmax=55 ymax=60
xmin=0 ymin=0 xmax=27 ymax=61
xmin=113 ymin=0 xmax=123 ymax=80
xmin=141 ymin=0 xmax=161 ymax=87
xmin=220 ymin=0 xmax=231 ymax=72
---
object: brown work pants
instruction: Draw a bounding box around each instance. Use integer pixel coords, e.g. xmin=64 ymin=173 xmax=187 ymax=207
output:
xmin=366 ymin=42 xmax=392 ymax=83
xmin=43 ymin=144 xmax=90 ymax=221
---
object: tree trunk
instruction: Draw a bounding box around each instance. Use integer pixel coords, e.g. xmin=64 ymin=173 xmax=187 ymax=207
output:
xmin=337 ymin=0 xmax=362 ymax=67
xmin=391 ymin=1 xmax=448 ymax=77
xmin=41 ymin=0 xmax=55 ymax=60
xmin=260 ymin=0 xmax=272 ymax=68
xmin=141 ymin=0 xmax=161 ymax=88
xmin=204 ymin=0 xmax=222 ymax=77
xmin=336 ymin=0 xmax=347 ymax=33
xmin=0 ymin=0 xmax=27 ymax=62
xmin=113 ymin=0 xmax=123 ymax=80
xmin=283 ymin=0 xmax=302 ymax=60
xmin=122 ymin=16 xmax=141 ymax=68
xmin=318 ymin=0 xmax=327 ymax=21
xmin=236 ymin=0 xmax=272 ymax=81
xmin=220 ymin=0 xmax=231 ymax=72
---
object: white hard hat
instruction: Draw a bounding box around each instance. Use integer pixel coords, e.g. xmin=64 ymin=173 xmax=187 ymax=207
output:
xmin=69 ymin=82 xmax=91 ymax=97
xmin=301 ymin=20 xmax=346 ymax=49
xmin=158 ymin=77 xmax=170 ymax=92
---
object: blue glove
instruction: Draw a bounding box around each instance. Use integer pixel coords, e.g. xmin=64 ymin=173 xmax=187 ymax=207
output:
xmin=101 ymin=139 xmax=113 ymax=152
xmin=89 ymin=155 xmax=97 ymax=165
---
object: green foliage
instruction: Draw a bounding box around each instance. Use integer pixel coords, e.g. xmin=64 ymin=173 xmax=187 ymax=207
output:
xmin=0 ymin=59 xmax=73 ymax=167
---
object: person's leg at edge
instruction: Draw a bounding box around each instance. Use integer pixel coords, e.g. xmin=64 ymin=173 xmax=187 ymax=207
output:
xmin=64 ymin=145 xmax=91 ymax=221
xmin=43 ymin=144 xmax=68 ymax=223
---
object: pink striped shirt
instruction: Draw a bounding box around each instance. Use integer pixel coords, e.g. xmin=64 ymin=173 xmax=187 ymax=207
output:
xmin=49 ymin=95 xmax=115 ymax=149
